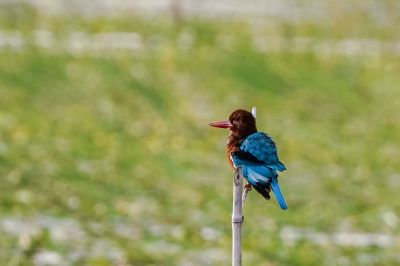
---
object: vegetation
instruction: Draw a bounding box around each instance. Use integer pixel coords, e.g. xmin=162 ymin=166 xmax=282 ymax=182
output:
xmin=0 ymin=3 xmax=399 ymax=265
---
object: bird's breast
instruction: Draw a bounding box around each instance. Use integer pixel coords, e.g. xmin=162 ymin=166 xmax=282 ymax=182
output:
xmin=226 ymin=145 xmax=240 ymax=170
xmin=227 ymin=152 xmax=235 ymax=169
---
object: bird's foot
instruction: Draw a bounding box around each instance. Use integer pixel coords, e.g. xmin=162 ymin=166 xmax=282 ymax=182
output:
xmin=244 ymin=184 xmax=252 ymax=191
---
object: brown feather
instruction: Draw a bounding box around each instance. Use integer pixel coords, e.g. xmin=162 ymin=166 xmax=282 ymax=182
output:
xmin=225 ymin=109 xmax=258 ymax=169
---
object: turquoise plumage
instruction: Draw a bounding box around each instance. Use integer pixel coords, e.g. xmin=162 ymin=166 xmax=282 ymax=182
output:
xmin=232 ymin=132 xmax=288 ymax=210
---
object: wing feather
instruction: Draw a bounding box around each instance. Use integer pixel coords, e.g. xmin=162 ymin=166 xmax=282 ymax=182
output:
xmin=240 ymin=132 xmax=286 ymax=172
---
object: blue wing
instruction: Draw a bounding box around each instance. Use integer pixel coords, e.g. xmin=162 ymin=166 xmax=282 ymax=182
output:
xmin=240 ymin=132 xmax=286 ymax=171
xmin=231 ymin=132 xmax=288 ymax=210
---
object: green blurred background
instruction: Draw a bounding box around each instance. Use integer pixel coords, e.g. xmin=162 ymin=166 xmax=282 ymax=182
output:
xmin=0 ymin=1 xmax=399 ymax=265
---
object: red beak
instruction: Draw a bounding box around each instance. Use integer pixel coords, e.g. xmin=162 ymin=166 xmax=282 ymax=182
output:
xmin=209 ymin=120 xmax=232 ymax=128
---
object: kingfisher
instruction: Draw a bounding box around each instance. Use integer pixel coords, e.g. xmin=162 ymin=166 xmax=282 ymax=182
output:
xmin=209 ymin=109 xmax=288 ymax=210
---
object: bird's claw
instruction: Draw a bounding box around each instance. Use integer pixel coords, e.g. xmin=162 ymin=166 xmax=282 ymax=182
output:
xmin=244 ymin=184 xmax=252 ymax=191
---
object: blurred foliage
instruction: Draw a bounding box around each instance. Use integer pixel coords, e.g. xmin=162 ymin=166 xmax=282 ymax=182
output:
xmin=0 ymin=2 xmax=400 ymax=266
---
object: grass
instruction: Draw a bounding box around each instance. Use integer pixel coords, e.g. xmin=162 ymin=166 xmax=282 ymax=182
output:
xmin=0 ymin=3 xmax=400 ymax=265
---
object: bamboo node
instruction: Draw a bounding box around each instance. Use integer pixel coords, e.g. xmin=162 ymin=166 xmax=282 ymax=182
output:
xmin=232 ymin=216 xmax=244 ymax=223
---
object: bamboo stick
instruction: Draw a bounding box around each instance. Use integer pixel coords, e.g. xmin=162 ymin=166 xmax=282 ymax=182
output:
xmin=232 ymin=167 xmax=244 ymax=266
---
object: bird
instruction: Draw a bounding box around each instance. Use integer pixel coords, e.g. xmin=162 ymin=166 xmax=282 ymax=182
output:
xmin=209 ymin=109 xmax=288 ymax=210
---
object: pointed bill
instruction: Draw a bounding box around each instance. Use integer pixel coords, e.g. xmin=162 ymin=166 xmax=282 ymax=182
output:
xmin=209 ymin=120 xmax=232 ymax=128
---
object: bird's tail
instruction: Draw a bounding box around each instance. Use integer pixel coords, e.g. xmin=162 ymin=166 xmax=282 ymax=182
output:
xmin=271 ymin=178 xmax=288 ymax=210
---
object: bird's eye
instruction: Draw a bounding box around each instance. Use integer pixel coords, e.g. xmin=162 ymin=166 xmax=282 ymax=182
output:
xmin=232 ymin=120 xmax=237 ymax=125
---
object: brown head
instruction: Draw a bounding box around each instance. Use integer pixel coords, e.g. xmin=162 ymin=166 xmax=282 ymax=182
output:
xmin=209 ymin=109 xmax=258 ymax=149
